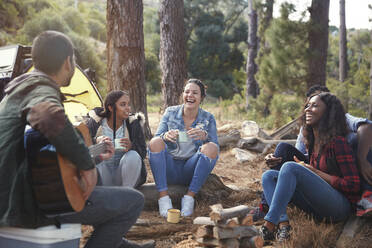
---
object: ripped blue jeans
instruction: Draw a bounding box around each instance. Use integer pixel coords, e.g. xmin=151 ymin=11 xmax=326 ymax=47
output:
xmin=148 ymin=148 xmax=217 ymax=193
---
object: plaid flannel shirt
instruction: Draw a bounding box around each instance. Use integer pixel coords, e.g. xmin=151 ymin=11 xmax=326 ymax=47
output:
xmin=310 ymin=136 xmax=361 ymax=204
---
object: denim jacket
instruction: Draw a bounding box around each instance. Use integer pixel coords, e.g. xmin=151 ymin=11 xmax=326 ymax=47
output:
xmin=155 ymin=105 xmax=219 ymax=154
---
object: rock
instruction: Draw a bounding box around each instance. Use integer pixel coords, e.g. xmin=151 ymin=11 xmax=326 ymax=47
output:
xmin=231 ymin=148 xmax=257 ymax=163
xmin=241 ymin=121 xmax=271 ymax=139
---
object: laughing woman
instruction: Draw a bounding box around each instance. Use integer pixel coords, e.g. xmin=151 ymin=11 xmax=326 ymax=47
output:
xmin=148 ymin=79 xmax=219 ymax=217
xmin=86 ymin=90 xmax=147 ymax=188
xmin=260 ymin=92 xmax=361 ymax=243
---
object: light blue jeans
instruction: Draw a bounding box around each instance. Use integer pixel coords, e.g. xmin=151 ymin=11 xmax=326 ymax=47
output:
xmin=97 ymin=150 xmax=142 ymax=188
xmin=262 ymin=162 xmax=351 ymax=225
xmin=148 ymin=148 xmax=217 ymax=193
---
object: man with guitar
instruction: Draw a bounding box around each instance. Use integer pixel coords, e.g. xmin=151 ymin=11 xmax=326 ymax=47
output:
xmin=0 ymin=31 xmax=154 ymax=248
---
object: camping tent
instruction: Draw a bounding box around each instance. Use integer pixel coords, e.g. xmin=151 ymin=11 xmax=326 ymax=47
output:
xmin=0 ymin=44 xmax=103 ymax=123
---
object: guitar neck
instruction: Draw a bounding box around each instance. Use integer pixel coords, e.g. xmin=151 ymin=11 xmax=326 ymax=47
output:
xmin=88 ymin=143 xmax=107 ymax=158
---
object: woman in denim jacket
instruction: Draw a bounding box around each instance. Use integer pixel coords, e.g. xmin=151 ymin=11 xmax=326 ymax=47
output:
xmin=148 ymin=79 xmax=219 ymax=217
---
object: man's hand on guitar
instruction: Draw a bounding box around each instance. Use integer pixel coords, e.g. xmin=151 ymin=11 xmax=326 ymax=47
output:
xmin=79 ymin=168 xmax=97 ymax=201
xmin=97 ymin=136 xmax=114 ymax=161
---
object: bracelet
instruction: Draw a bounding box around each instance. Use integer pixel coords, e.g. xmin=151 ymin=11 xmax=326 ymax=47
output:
xmin=160 ymin=132 xmax=167 ymax=142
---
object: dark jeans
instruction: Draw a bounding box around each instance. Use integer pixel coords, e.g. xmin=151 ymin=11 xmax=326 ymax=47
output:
xmin=56 ymin=186 xmax=144 ymax=248
xmin=261 ymin=142 xmax=308 ymax=206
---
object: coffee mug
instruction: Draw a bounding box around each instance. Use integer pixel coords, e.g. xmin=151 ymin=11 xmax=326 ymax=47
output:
xmin=167 ymin=209 xmax=181 ymax=223
xmin=114 ymin=138 xmax=126 ymax=150
xmin=178 ymin=131 xmax=188 ymax=143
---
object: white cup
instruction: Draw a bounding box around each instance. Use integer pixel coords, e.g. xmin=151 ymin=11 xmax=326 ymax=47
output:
xmin=178 ymin=131 xmax=188 ymax=143
xmin=114 ymin=138 xmax=126 ymax=150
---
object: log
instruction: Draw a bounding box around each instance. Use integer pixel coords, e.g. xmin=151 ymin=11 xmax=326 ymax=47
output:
xmin=133 ymin=218 xmax=163 ymax=226
xmin=218 ymin=129 xmax=241 ymax=148
xmin=195 ymin=225 xmax=214 ymax=238
xmin=225 ymin=217 xmax=239 ymax=228
xmin=336 ymin=215 xmax=366 ymax=248
xmin=210 ymin=205 xmax=253 ymax=222
xmin=240 ymin=236 xmax=264 ymax=248
xmin=269 ymin=116 xmax=301 ymax=140
xmin=193 ymin=216 xmax=240 ymax=228
xmin=196 ymin=238 xmax=240 ymax=248
xmin=240 ymin=214 xmax=254 ymax=226
xmin=193 ymin=217 xmax=215 ymax=226
xmin=139 ymin=174 xmax=233 ymax=210
xmin=237 ymin=137 xmax=296 ymax=153
xmin=213 ymin=226 xmax=259 ymax=239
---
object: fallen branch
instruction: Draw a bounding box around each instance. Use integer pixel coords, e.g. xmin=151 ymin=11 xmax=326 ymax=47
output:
xmin=240 ymin=236 xmax=264 ymax=248
xmin=209 ymin=204 xmax=253 ymax=222
xmin=213 ymin=226 xmax=259 ymax=239
xmin=196 ymin=237 xmax=240 ymax=248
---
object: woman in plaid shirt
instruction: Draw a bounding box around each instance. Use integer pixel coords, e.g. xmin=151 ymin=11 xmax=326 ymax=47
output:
xmin=260 ymin=92 xmax=361 ymax=243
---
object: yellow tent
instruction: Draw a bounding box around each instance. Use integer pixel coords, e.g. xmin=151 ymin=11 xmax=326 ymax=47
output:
xmin=28 ymin=65 xmax=103 ymax=123
xmin=60 ymin=66 xmax=102 ymax=123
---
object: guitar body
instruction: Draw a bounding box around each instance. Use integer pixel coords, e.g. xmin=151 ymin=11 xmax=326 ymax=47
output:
xmin=57 ymin=123 xmax=92 ymax=212
xmin=25 ymin=123 xmax=94 ymax=215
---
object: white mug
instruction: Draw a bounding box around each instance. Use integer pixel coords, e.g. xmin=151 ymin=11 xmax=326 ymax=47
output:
xmin=114 ymin=138 xmax=126 ymax=150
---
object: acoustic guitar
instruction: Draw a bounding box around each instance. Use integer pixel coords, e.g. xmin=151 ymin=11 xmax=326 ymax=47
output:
xmin=26 ymin=122 xmax=107 ymax=215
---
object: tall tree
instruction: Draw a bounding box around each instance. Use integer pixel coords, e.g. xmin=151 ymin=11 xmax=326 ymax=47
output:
xmin=245 ymin=0 xmax=259 ymax=109
xmin=307 ymin=0 xmax=330 ymax=88
xmin=107 ymin=0 xmax=151 ymax=138
xmin=257 ymin=0 xmax=274 ymax=50
xmin=159 ymin=0 xmax=187 ymax=108
xmin=369 ymin=30 xmax=372 ymax=120
xmin=339 ymin=0 xmax=347 ymax=82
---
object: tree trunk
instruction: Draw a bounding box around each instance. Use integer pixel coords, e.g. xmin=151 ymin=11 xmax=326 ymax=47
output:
xmin=258 ymin=0 xmax=274 ymax=47
xmin=159 ymin=0 xmax=187 ymax=108
xmin=369 ymin=46 xmax=372 ymax=120
xmin=245 ymin=0 xmax=259 ymax=110
xmin=307 ymin=0 xmax=330 ymax=88
xmin=107 ymin=0 xmax=152 ymax=138
xmin=339 ymin=0 xmax=347 ymax=82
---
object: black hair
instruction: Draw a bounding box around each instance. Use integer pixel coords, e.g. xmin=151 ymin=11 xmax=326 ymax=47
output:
xmin=31 ymin=30 xmax=74 ymax=75
xmin=98 ymin=90 xmax=130 ymax=119
xmin=306 ymin=84 xmax=330 ymax=97
xmin=302 ymin=92 xmax=348 ymax=156
xmin=185 ymin=78 xmax=206 ymax=100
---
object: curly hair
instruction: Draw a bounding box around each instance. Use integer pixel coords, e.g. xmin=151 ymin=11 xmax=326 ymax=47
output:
xmin=302 ymin=92 xmax=348 ymax=155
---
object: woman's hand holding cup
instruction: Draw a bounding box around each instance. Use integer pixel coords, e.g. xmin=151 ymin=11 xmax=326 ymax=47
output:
xmin=187 ymin=128 xmax=207 ymax=141
xmin=115 ymin=137 xmax=131 ymax=152
xmin=164 ymin=129 xmax=179 ymax=143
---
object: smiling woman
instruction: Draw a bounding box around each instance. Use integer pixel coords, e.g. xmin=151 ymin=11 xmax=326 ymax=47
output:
xmin=259 ymin=92 xmax=361 ymax=243
xmin=85 ymin=90 xmax=148 ymax=188
xmin=148 ymin=78 xmax=219 ymax=218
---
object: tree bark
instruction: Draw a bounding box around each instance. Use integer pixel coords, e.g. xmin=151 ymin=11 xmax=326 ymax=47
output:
xmin=307 ymin=0 xmax=330 ymax=88
xmin=106 ymin=0 xmax=152 ymax=138
xmin=159 ymin=0 xmax=187 ymax=108
xmin=369 ymin=44 xmax=372 ymax=120
xmin=245 ymin=0 xmax=259 ymax=110
xmin=339 ymin=0 xmax=347 ymax=82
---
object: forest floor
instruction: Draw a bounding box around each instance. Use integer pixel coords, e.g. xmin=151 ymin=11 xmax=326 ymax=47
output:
xmin=80 ymin=112 xmax=372 ymax=248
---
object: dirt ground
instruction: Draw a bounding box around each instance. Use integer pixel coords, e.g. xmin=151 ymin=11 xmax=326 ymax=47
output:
xmin=80 ymin=112 xmax=372 ymax=248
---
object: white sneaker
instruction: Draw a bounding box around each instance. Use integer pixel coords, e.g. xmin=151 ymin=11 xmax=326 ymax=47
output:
xmin=158 ymin=195 xmax=173 ymax=218
xmin=181 ymin=195 xmax=195 ymax=217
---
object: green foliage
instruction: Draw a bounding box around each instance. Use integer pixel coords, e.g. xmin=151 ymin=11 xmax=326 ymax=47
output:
xmin=145 ymin=53 xmax=161 ymax=94
xmin=20 ymin=9 xmax=70 ymax=42
xmin=186 ymin=8 xmax=245 ymax=99
xmin=87 ymin=19 xmax=106 ymax=42
xmin=62 ymin=7 xmax=88 ymax=36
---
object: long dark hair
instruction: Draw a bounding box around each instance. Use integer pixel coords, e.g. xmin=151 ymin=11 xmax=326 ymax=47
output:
xmin=302 ymin=92 xmax=348 ymax=155
xmin=97 ymin=90 xmax=130 ymax=119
